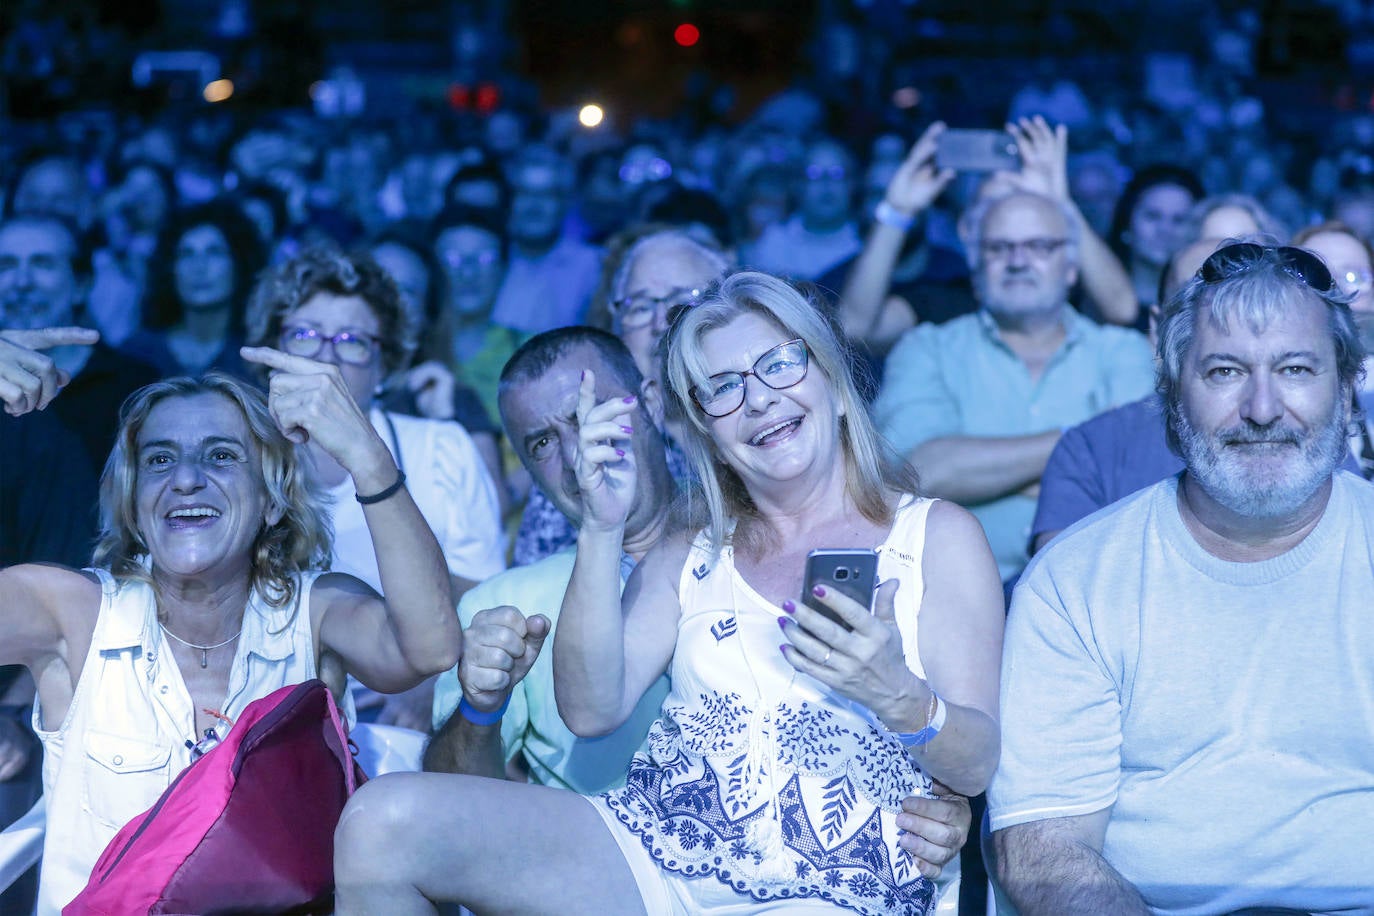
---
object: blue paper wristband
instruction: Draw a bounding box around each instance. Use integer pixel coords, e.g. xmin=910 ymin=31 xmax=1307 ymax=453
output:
xmin=458 ymin=696 xmax=509 ymax=726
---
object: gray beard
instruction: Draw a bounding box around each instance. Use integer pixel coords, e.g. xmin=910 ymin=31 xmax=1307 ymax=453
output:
xmin=1176 ymin=401 xmax=1349 ymax=519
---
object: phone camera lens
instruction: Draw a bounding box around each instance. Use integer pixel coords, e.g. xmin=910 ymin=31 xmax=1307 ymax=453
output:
xmin=835 ymin=567 xmax=851 ymax=581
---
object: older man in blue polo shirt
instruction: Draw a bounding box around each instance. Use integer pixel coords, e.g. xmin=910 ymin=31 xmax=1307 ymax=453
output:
xmin=874 ymin=189 xmax=1154 ymax=582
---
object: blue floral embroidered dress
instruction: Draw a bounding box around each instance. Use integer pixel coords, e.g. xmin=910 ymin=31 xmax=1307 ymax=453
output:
xmin=599 ymin=497 xmax=938 ymax=915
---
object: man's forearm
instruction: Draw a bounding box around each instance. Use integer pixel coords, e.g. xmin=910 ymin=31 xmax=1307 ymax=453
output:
xmin=911 ymin=431 xmax=1060 ymax=504
xmin=993 ymin=821 xmax=1150 ymax=916
xmin=422 ymin=708 xmax=506 ymax=778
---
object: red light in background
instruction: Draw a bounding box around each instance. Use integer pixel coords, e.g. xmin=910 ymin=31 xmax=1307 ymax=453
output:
xmin=674 ymin=23 xmax=700 ymax=47
xmin=448 ymin=84 xmax=470 ymax=109
xmin=475 ymin=83 xmax=500 ymax=113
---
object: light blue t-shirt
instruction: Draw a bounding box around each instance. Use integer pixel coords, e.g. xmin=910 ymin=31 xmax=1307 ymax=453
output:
xmin=991 ymin=471 xmax=1374 ymax=914
xmin=874 ymin=307 xmax=1155 ymax=579
xmin=432 ymin=547 xmax=670 ymax=795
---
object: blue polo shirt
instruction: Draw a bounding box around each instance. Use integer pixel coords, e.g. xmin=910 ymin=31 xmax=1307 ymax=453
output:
xmin=874 ymin=306 xmax=1155 ymax=579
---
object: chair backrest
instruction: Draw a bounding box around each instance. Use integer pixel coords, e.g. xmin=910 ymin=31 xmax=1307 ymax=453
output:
xmin=0 ymin=795 xmax=44 ymax=895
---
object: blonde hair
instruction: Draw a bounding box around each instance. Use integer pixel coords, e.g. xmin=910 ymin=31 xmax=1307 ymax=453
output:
xmin=94 ymin=373 xmax=333 ymax=612
xmin=662 ymin=269 xmax=918 ymax=555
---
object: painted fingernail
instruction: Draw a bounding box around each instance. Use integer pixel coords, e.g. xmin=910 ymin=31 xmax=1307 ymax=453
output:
xmin=622 ymin=395 xmax=636 ymax=404
xmin=620 ymin=425 xmax=634 ymax=434
xmin=781 ymin=599 xmax=795 ymax=614
xmin=615 ymin=448 xmax=625 ymax=457
xmin=580 ymin=370 xmax=586 ymax=381
xmin=779 ymin=644 xmax=789 ymax=655
xmin=812 ymin=584 xmax=826 ymax=597
xmin=777 ymin=616 xmax=790 ymax=629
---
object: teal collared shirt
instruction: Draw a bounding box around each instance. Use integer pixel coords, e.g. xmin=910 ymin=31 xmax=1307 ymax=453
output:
xmin=874 ymin=306 xmax=1155 ymax=579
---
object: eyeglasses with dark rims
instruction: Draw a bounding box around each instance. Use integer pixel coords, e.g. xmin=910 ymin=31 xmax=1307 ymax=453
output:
xmin=278 ymin=325 xmax=378 ymax=365
xmin=610 ymin=287 xmax=706 ymax=330
xmin=690 ymin=338 xmax=810 ymax=418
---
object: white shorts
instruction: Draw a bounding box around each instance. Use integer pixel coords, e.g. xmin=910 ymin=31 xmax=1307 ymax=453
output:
xmin=585 ymin=796 xmax=851 ymax=915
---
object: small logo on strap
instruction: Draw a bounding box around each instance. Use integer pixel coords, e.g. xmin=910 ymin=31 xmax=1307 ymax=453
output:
xmin=710 ymin=616 xmax=737 ymax=641
xmin=692 ymin=562 xmax=711 ymax=580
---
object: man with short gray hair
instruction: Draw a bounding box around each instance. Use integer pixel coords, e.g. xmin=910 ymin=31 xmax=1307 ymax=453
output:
xmin=874 ymin=189 xmax=1155 ymax=581
xmin=990 ymin=242 xmax=1374 ymax=914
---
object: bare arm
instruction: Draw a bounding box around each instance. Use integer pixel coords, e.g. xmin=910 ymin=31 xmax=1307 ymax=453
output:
xmin=423 ymin=606 xmax=548 ymax=777
xmin=911 ymin=430 xmax=1060 ymax=504
xmin=993 ymin=811 xmax=1149 ymax=915
xmin=839 ymin=122 xmax=954 ymax=346
xmin=242 ymin=346 xmax=460 ymax=692
xmin=552 ymin=372 xmax=678 ymax=737
xmin=1004 ymin=118 xmax=1138 ymax=326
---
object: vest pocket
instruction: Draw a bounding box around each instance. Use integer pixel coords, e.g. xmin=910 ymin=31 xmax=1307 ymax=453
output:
xmin=82 ymin=729 xmax=173 ymax=829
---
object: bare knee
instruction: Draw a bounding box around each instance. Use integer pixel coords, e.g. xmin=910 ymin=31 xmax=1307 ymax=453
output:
xmin=335 ymin=774 xmax=428 ymax=879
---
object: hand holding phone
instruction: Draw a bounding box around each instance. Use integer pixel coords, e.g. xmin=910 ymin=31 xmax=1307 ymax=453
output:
xmin=801 ymin=549 xmax=879 ymax=631
xmin=935 ymin=129 xmax=1019 ymax=173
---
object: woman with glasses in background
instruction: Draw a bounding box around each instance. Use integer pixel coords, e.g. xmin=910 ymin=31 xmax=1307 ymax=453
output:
xmin=334 ymin=270 xmax=1001 ymax=915
xmin=246 ymin=246 xmax=505 ymax=729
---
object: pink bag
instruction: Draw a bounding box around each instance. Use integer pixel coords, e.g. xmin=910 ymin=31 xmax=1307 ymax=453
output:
xmin=65 ymin=679 xmax=365 ymax=915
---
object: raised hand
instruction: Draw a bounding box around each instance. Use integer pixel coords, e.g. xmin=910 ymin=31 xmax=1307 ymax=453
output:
xmin=778 ymin=578 xmax=928 ymax=724
xmin=0 ymin=326 xmax=100 ymax=416
xmin=240 ymin=346 xmax=393 ymax=482
xmin=404 ymin=361 xmax=457 ymax=422
xmin=459 ymin=606 xmax=551 ymax=714
xmin=572 ymin=369 xmax=639 ymax=533
xmin=883 ymin=122 xmax=956 ymax=219
xmin=1004 ymin=115 xmax=1069 ymax=202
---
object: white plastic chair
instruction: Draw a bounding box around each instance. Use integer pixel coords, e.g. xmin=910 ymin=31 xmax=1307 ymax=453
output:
xmin=0 ymin=795 xmax=44 ymax=895
xmin=350 ymin=722 xmax=427 ymax=776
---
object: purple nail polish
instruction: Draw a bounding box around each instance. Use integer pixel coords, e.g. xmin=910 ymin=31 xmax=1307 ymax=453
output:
xmin=615 ymin=448 xmax=625 ymax=457
xmin=620 ymin=425 xmax=634 ymax=434
xmin=622 ymin=395 xmax=636 ymax=404
xmin=779 ymin=644 xmax=789 ymax=655
xmin=812 ymin=584 xmax=826 ymax=597
xmin=781 ymin=599 xmax=795 ymax=614
xmin=777 ymin=616 xmax=790 ymax=629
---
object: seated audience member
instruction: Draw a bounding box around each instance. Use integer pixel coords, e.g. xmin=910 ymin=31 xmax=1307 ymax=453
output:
xmin=1108 ymin=164 xmax=1204 ymax=321
xmin=990 ymin=242 xmax=1374 ymax=914
xmin=0 ymin=213 xmax=160 ymax=471
xmin=1294 ymin=220 xmax=1374 ymax=478
xmin=874 ymin=188 xmax=1155 ymax=583
xmin=512 ymin=227 xmax=727 ymax=566
xmin=487 ymin=147 xmax=602 ymax=336
xmin=747 ymin=138 xmax=862 ymax=281
xmin=246 ymin=247 xmax=505 ymax=729
xmin=86 ymin=158 xmax=177 ymax=346
xmin=335 ymin=271 xmax=1002 ymax=914
xmin=426 ymin=328 xmax=674 ymax=790
xmin=122 ymin=198 xmax=266 ymax=381
xmin=0 ymin=347 xmax=459 ymax=913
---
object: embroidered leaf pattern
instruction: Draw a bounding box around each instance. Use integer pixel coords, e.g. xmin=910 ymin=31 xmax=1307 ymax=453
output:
xmin=820 ymin=776 xmax=857 ymax=843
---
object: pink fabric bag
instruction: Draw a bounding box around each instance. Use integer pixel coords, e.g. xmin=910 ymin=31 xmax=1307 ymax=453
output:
xmin=65 ymin=679 xmax=365 ymax=915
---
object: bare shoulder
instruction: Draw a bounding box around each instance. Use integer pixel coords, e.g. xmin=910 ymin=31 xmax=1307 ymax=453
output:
xmin=636 ymin=529 xmax=697 ymax=582
xmin=1 ymin=563 xmax=102 ymax=663
xmin=5 ymin=562 xmax=102 ymax=610
xmin=924 ymin=498 xmax=992 ymax=549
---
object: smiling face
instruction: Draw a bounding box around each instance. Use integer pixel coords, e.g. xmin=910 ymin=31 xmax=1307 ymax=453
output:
xmin=696 ymin=311 xmax=841 ymax=493
xmin=174 ymin=224 xmax=235 ymax=312
xmin=0 ymin=218 xmax=84 ymax=329
xmin=135 ymin=392 xmax=280 ymax=582
xmin=1174 ymin=291 xmax=1350 ymax=519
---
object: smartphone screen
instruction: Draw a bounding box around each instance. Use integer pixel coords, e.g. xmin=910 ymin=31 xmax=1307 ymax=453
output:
xmin=935 ymin=129 xmax=1019 ymax=173
xmin=801 ymin=549 xmax=878 ymax=630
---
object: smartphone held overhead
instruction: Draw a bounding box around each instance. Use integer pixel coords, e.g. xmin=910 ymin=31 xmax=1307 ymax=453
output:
xmin=802 ymin=549 xmax=879 ymax=630
xmin=935 ymin=129 xmax=1019 ymax=173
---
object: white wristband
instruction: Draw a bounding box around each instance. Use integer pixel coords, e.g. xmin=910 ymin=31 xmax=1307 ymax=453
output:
xmin=874 ymin=200 xmax=916 ymax=231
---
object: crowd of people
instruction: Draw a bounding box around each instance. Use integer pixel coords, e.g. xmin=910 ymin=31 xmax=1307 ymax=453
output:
xmin=3 ymin=4 xmax=1374 ymax=915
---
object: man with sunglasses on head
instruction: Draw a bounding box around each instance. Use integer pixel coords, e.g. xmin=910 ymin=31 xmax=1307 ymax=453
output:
xmin=874 ymin=189 xmax=1155 ymax=586
xmin=989 ymin=242 xmax=1374 ymax=914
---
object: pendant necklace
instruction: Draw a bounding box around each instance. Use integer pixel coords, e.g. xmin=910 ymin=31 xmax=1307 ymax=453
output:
xmin=159 ymin=622 xmax=243 ymax=668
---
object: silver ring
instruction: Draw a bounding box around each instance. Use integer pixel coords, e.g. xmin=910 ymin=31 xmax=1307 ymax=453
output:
xmin=822 ymin=648 xmax=833 ymax=666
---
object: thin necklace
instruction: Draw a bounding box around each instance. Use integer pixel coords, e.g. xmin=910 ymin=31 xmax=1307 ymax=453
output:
xmin=159 ymin=622 xmax=242 ymax=669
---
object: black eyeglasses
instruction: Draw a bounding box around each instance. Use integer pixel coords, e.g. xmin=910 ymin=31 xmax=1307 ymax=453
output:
xmin=1199 ymin=242 xmax=1335 ymax=293
xmin=690 ymin=339 xmax=809 ymax=418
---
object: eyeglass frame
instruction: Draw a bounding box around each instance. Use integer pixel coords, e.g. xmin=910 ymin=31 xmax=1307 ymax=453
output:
xmin=1198 ymin=242 xmax=1335 ymax=293
xmin=278 ymin=325 xmax=380 ymax=366
xmin=610 ymin=286 xmax=706 ymax=330
xmin=978 ymin=237 xmax=1070 ymax=262
xmin=689 ymin=338 xmax=810 ymax=418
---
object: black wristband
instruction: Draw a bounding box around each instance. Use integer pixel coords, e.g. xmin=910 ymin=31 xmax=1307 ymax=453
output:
xmin=355 ymin=470 xmax=407 ymax=505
